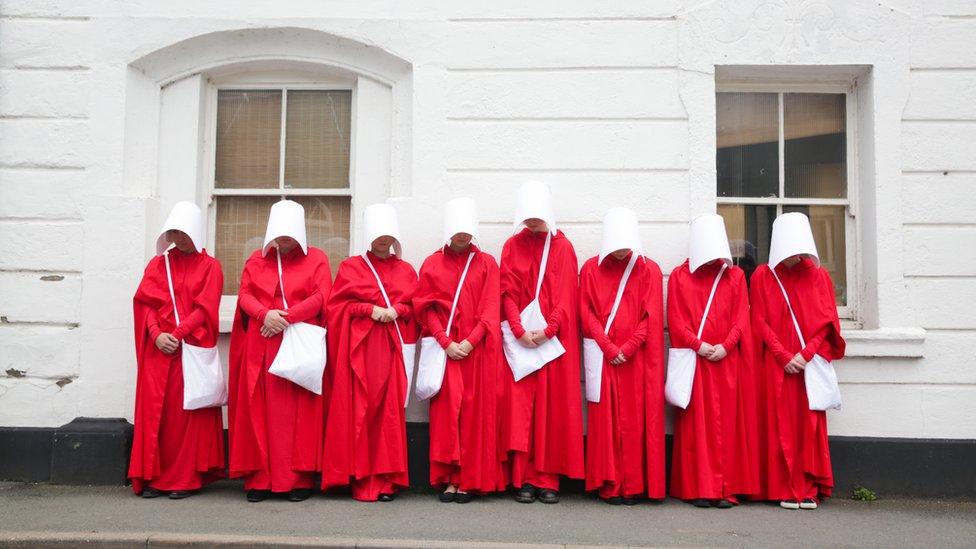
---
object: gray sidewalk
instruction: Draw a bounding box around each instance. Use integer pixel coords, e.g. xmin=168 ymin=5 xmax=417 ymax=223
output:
xmin=0 ymin=481 xmax=974 ymax=548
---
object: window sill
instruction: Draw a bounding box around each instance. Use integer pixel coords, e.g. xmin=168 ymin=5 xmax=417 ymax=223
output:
xmin=840 ymin=327 xmax=926 ymax=358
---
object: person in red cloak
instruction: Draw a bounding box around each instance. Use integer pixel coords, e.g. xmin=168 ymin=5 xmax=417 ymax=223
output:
xmin=667 ymin=214 xmax=760 ymax=508
xmin=499 ymin=181 xmax=584 ymax=504
xmin=322 ymin=203 xmax=418 ymax=502
xmin=129 ymin=202 xmax=225 ymax=499
xmin=413 ymin=197 xmax=505 ymax=503
xmin=228 ymin=200 xmax=332 ymax=503
xmin=750 ymin=212 xmax=845 ymax=510
xmin=580 ymin=207 xmax=665 ymax=505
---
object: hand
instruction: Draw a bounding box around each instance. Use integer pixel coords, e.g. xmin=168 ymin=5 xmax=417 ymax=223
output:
xmin=370 ymin=305 xmax=386 ymax=322
xmin=784 ymin=353 xmax=808 ymax=374
xmin=517 ymin=332 xmax=538 ymax=348
xmin=707 ymin=344 xmax=728 ymax=362
xmin=610 ymin=353 xmax=626 ymax=365
xmin=697 ymin=342 xmax=715 ymax=357
xmin=261 ymin=309 xmax=289 ymax=337
xmin=384 ymin=307 xmax=399 ymax=322
xmin=529 ymin=330 xmax=549 ymax=345
xmin=446 ymin=342 xmax=469 ymax=360
xmin=155 ymin=333 xmax=179 ymax=354
xmin=458 ymin=340 xmax=474 ymax=355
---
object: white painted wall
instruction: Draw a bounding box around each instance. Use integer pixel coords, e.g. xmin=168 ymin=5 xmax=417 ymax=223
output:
xmin=1 ymin=0 xmax=974 ymax=438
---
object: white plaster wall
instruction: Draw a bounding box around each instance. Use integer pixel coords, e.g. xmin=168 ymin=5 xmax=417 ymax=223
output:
xmin=0 ymin=0 xmax=974 ymax=439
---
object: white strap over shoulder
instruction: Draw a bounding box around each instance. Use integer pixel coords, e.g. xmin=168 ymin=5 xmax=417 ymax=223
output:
xmin=275 ymin=249 xmax=290 ymax=310
xmin=446 ymin=253 xmax=477 ymax=334
xmin=533 ymin=231 xmax=552 ymax=300
xmin=696 ymin=263 xmax=727 ymax=339
xmin=163 ymin=251 xmax=181 ymax=327
xmin=603 ymin=252 xmax=638 ymax=334
xmin=769 ymin=267 xmax=807 ymax=347
xmin=362 ymin=255 xmax=407 ymax=347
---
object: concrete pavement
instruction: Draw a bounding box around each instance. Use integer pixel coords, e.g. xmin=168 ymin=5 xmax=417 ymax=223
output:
xmin=0 ymin=481 xmax=974 ymax=547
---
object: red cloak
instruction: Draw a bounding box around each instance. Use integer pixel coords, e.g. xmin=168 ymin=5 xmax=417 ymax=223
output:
xmin=227 ymin=246 xmax=331 ymax=492
xmin=321 ymin=252 xmax=417 ymax=501
xmin=499 ymin=228 xmax=584 ymax=489
xmin=750 ymin=257 xmax=845 ymax=501
xmin=129 ymin=249 xmax=225 ymax=494
xmin=580 ymin=253 xmax=665 ymax=499
xmin=413 ymin=245 xmax=505 ymax=494
xmin=667 ymin=260 xmax=760 ymax=501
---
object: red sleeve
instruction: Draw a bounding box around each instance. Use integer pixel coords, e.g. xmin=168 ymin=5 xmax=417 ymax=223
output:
xmin=464 ymin=322 xmax=486 ymax=348
xmin=750 ymin=275 xmax=795 ymax=366
xmin=238 ymin=291 xmax=269 ymax=323
xmin=580 ymin=265 xmax=621 ymax=359
xmin=350 ymin=302 xmax=375 ymax=318
xmin=147 ymin=309 xmax=162 ymax=341
xmin=666 ymin=270 xmax=704 ymax=352
xmin=285 ymin=292 xmax=324 ymax=325
xmin=503 ymin=295 xmax=526 ymax=339
xmin=543 ymin=239 xmax=578 ymax=339
xmin=171 ymin=306 xmax=207 ymax=340
xmin=721 ymin=273 xmax=750 ymax=350
xmin=464 ymin=256 xmax=499 ymax=349
xmin=620 ymin=315 xmax=648 ymax=359
xmin=425 ymin=305 xmax=452 ymax=349
xmin=393 ymin=302 xmax=412 ymax=321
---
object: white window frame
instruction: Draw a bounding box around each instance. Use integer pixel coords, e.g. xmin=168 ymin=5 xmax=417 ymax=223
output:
xmin=715 ymin=82 xmax=859 ymax=321
xmin=202 ymin=77 xmax=358 ymax=318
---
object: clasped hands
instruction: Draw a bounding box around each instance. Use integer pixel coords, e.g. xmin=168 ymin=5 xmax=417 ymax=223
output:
xmin=517 ymin=330 xmax=550 ymax=349
xmin=370 ymin=305 xmax=399 ymax=323
xmin=261 ymin=309 xmax=290 ymax=337
xmin=696 ymin=342 xmax=728 ymax=362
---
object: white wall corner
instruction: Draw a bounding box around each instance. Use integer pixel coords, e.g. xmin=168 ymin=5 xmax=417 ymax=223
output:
xmin=842 ymin=327 xmax=926 ymax=358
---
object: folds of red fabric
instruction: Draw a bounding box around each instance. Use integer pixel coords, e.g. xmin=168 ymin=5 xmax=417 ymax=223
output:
xmin=227 ymin=247 xmax=331 ymax=492
xmin=321 ymin=252 xmax=417 ymax=501
xmin=580 ymin=253 xmax=665 ymax=499
xmin=413 ymin=245 xmax=506 ymax=494
xmin=498 ymin=229 xmax=584 ymax=489
xmin=749 ymin=257 xmax=845 ymax=501
xmin=667 ymin=260 xmax=760 ymax=501
xmin=129 ymin=249 xmax=225 ymax=494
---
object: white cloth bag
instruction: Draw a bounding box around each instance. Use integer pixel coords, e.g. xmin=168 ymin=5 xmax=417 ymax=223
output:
xmin=267 ymin=250 xmax=328 ymax=395
xmin=501 ymin=231 xmax=566 ymax=382
xmin=415 ymin=252 xmax=476 ymax=401
xmin=363 ymin=255 xmax=416 ymax=408
xmin=583 ymin=253 xmax=638 ymax=404
xmin=665 ymin=264 xmax=726 ymax=409
xmin=163 ymin=251 xmax=227 ymax=411
xmin=770 ymin=269 xmax=842 ymax=411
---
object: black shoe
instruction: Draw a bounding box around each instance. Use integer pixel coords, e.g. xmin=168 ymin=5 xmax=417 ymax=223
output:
xmin=438 ymin=491 xmax=457 ymax=503
xmin=454 ymin=492 xmax=474 ymax=504
xmin=288 ymin=488 xmax=312 ymax=502
xmin=690 ymin=498 xmax=711 ymax=508
xmin=714 ymin=499 xmax=734 ymax=509
xmin=604 ymin=496 xmax=623 ymax=505
xmin=515 ymin=483 xmax=538 ymax=503
xmin=622 ymin=497 xmax=639 ymax=506
xmin=378 ymin=492 xmax=396 ymax=502
xmin=246 ymin=489 xmax=271 ymax=503
xmin=141 ymin=487 xmax=162 ymax=499
xmin=538 ymin=489 xmax=560 ymax=504
xmin=168 ymin=490 xmax=194 ymax=500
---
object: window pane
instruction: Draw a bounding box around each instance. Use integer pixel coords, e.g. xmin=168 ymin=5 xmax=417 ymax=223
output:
xmin=284 ymin=90 xmax=352 ymax=189
xmin=784 ymin=93 xmax=846 ymax=199
xmin=716 ymin=92 xmax=779 ymax=198
xmin=783 ymin=205 xmax=847 ymax=306
xmin=215 ymin=196 xmax=351 ymax=294
xmin=717 ymin=204 xmax=776 ymax=286
xmin=215 ymin=90 xmax=282 ymax=189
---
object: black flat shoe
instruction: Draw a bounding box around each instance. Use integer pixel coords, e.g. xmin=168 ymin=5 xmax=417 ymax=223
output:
xmin=515 ymin=483 xmax=538 ymax=503
xmin=140 ymin=487 xmax=162 ymax=499
xmin=246 ymin=489 xmax=271 ymax=503
xmin=288 ymin=488 xmax=312 ymax=502
xmin=714 ymin=499 xmax=734 ymax=509
xmin=168 ymin=490 xmax=194 ymax=500
xmin=604 ymin=496 xmax=623 ymax=505
xmin=454 ymin=492 xmax=474 ymax=504
xmin=690 ymin=499 xmax=711 ymax=508
xmin=538 ymin=489 xmax=560 ymax=504
xmin=378 ymin=493 xmax=396 ymax=502
xmin=622 ymin=497 xmax=639 ymax=506
xmin=438 ymin=491 xmax=456 ymax=503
